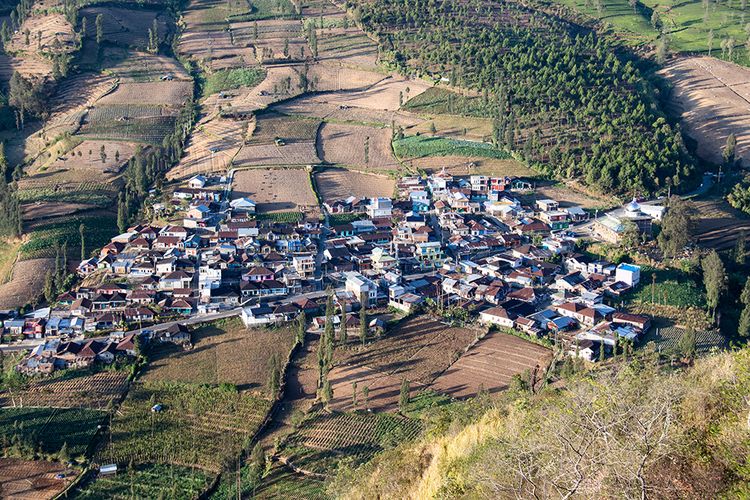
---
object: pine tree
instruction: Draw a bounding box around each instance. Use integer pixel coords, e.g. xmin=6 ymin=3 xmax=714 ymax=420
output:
xmin=399 ymin=378 xmax=410 ymax=411
xmin=95 ymin=14 xmax=103 ymax=45
xmin=359 ymin=300 xmax=367 ymax=347
xmin=735 ymin=230 xmax=747 ymax=265
xmin=79 ymin=223 xmax=86 ymax=260
xmin=702 ymin=250 xmax=726 ymax=322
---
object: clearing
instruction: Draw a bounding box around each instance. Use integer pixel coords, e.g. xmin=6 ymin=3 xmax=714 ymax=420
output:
xmin=315 ymin=168 xmax=395 ymax=203
xmin=140 ymin=318 xmax=295 ymax=395
xmin=231 ymin=168 xmax=319 ymax=214
xmin=429 ymin=330 xmax=552 ymax=399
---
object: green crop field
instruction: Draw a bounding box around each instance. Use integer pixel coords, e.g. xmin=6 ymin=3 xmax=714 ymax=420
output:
xmin=626 ymin=267 xmax=706 ymax=309
xmin=19 ymin=215 xmax=118 ymax=260
xmin=71 ymin=463 xmax=213 ymax=499
xmin=0 ymin=407 xmax=106 ymax=459
xmin=204 ymin=68 xmax=267 ymax=96
xmin=403 ymin=87 xmax=492 ymax=117
xmin=393 ymin=135 xmax=512 ymax=161
xmin=96 ymin=382 xmax=271 ymax=471
xmin=79 ymin=116 xmax=177 ymax=144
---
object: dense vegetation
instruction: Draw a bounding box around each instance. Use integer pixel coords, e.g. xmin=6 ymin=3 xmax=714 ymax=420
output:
xmin=353 ymin=0 xmax=696 ymax=195
xmin=204 ymin=67 xmax=266 ymax=95
xmin=331 ymin=347 xmax=750 ymax=498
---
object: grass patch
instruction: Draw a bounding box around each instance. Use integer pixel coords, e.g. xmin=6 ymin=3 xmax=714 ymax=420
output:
xmin=255 ymin=211 xmax=303 ymax=223
xmin=402 ymin=87 xmax=489 ymax=117
xmin=71 ymin=463 xmax=213 ymax=499
xmin=0 ymin=407 xmax=106 ymax=459
xmin=393 ymin=135 xmax=511 ymax=160
xmin=20 ymin=215 xmax=118 ymax=260
xmin=328 ymin=213 xmax=367 ymax=225
xmin=204 ymin=68 xmax=266 ymax=96
xmin=97 ymin=381 xmax=271 ymax=471
xmin=0 ymin=238 xmax=21 ymax=284
xmin=626 ymin=266 xmax=706 ymax=309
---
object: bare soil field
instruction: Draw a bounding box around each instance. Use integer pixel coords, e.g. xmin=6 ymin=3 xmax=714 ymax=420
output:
xmin=0 ymin=458 xmax=77 ymax=500
xmin=316 ymin=27 xmax=379 ymax=71
xmin=167 ymin=113 xmax=246 ymax=180
xmin=233 ymin=19 xmax=307 ymax=63
xmin=8 ymin=12 xmax=77 ymax=56
xmin=104 ymin=50 xmax=190 ymax=82
xmin=315 ymin=167 xmax=395 ymax=202
xmin=317 ymin=122 xmax=398 ymax=169
xmin=233 ymin=142 xmax=320 ymax=167
xmin=0 ymin=52 xmax=52 ymax=81
xmin=30 ymin=139 xmax=136 ymax=177
xmin=403 ymin=155 xmax=537 ymax=177
xmin=0 ymin=258 xmax=53 ymax=309
xmin=79 ymin=6 xmax=168 ymax=47
xmin=660 ymin=56 xmax=750 ymax=167
xmin=430 ymin=331 xmax=551 ymax=399
xmin=692 ymin=198 xmax=750 ymax=250
xmin=22 ymin=202 xmax=103 ymax=222
xmin=324 ymin=76 xmax=432 ymax=111
xmin=409 ymin=114 xmax=494 ymax=141
xmin=274 ymin=96 xmax=422 ymax=127
xmin=0 ymin=371 xmax=130 ymax=409
xmin=140 ymin=318 xmax=295 ymax=395
xmin=329 ymin=315 xmax=478 ymax=412
xmin=232 ymin=167 xmax=319 ymax=213
xmin=97 ymin=81 xmax=193 ymax=106
xmin=519 ymin=180 xmax=612 ymax=209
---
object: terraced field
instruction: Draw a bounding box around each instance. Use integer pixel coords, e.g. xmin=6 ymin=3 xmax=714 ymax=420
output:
xmin=0 ymin=371 xmax=131 ymax=409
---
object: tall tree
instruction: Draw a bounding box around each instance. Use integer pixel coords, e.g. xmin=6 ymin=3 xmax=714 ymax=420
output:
xmin=399 ymin=378 xmax=410 ymax=411
xmin=95 ymin=14 xmax=103 ymax=45
xmin=702 ymin=250 xmax=726 ymax=321
xmin=723 ymin=132 xmax=737 ymax=168
xmin=658 ymin=197 xmax=695 ymax=258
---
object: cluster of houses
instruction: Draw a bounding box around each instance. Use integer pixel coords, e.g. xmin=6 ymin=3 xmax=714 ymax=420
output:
xmin=4 ymin=169 xmax=664 ymax=367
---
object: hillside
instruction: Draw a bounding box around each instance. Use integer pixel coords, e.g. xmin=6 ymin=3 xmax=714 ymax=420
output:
xmin=330 ymin=348 xmax=750 ymax=499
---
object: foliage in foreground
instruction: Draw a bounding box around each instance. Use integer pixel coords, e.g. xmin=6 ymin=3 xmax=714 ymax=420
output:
xmin=330 ymin=348 xmax=750 ymax=498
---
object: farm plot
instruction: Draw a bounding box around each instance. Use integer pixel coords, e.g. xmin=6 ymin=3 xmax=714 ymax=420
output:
xmin=315 ymin=168 xmax=394 ymax=202
xmin=167 ymin=113 xmax=246 ymax=180
xmin=275 ymin=97 xmax=422 ymax=127
xmin=0 ymin=52 xmax=52 ymax=81
xmin=232 ymin=19 xmax=307 ymax=63
xmin=693 ymin=199 xmax=750 ymax=250
xmin=71 ymin=463 xmax=212 ymax=500
xmin=79 ymin=6 xmax=169 ymax=47
xmin=104 ymin=51 xmax=191 ymax=82
xmin=0 ymin=258 xmax=54 ymax=309
xmin=97 ymin=81 xmax=193 ymax=107
xmin=248 ymin=113 xmax=320 ymax=145
xmin=233 ymin=142 xmax=320 ymax=167
xmin=393 ymin=135 xmax=512 ymax=161
xmin=18 ymin=214 xmax=118 ymax=260
xmin=329 ymin=315 xmax=479 ymax=411
xmin=29 ymin=139 xmax=137 ymax=177
xmin=0 ymin=371 xmax=131 ymax=409
xmin=7 ymin=12 xmax=77 ymax=56
xmin=0 ymin=408 xmax=107 ymax=458
xmin=232 ymin=167 xmax=319 ymax=213
xmin=0 ymin=458 xmax=78 ymax=500
xmin=640 ymin=326 xmax=727 ymax=354
xmin=317 ymin=123 xmax=398 ymax=170
xmin=78 ymin=114 xmax=177 ymax=143
xmin=322 ymin=76 xmax=432 ymax=111
xmin=430 ymin=331 xmax=552 ymax=399
xmin=315 ymin=27 xmax=379 ymax=71
xmin=140 ymin=318 xmax=295 ymax=394
xmin=660 ymin=56 xmax=750 ymax=167
xmin=279 ymin=411 xmax=422 ymax=476
xmin=96 ymin=382 xmax=271 ymax=471
xmin=254 ymin=462 xmax=326 ymax=500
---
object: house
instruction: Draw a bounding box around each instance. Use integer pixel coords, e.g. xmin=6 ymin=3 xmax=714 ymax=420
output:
xmin=188 ymin=175 xmax=207 ymax=188
xmin=615 ymin=263 xmax=641 ymax=287
xmin=414 ymin=241 xmax=445 ymax=270
xmin=479 ymin=306 xmax=515 ymax=328
xmin=389 ymin=292 xmax=423 ymax=313
xmin=292 ymin=254 xmax=315 ymax=278
xmin=367 ymin=198 xmax=392 ymax=218
xmin=230 ymin=197 xmax=257 ymax=213
xmin=345 ymin=272 xmax=378 ymax=306
xmin=156 ymin=323 xmax=191 ymax=344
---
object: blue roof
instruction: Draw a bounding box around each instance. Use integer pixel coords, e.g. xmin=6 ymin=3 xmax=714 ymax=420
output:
xmin=618 ymin=264 xmax=640 ymax=272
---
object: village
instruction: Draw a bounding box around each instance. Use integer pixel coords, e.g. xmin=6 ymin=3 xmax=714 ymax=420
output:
xmin=5 ymin=167 xmax=659 ymax=373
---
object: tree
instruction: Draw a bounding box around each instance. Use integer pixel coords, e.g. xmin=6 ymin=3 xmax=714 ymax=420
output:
xmin=321 ymin=378 xmax=333 ymax=406
xmin=739 ymin=306 xmax=750 ymax=337
xmin=100 ymin=145 xmax=107 ymax=164
xmin=295 ymin=311 xmax=306 ymax=346
xmin=43 ymin=271 xmax=55 ymax=303
xmin=362 ymin=385 xmax=369 ymax=410
xmin=650 ymin=11 xmax=660 ymax=29
xmin=657 ymin=197 xmax=695 ymax=258
xmin=628 ymin=0 xmax=637 ymax=12
xmin=399 ymin=378 xmax=410 ymax=411
xmin=359 ymin=300 xmax=367 ymax=347
xmin=735 ymin=229 xmax=747 ymax=265
xmin=702 ymin=250 xmax=726 ymax=321
xmin=723 ymin=132 xmax=737 ymax=168
xmin=95 ymin=14 xmax=103 ymax=45
xmin=339 ymin=302 xmax=347 ymax=345
xmin=620 ymin=220 xmax=640 ymax=251
xmin=676 ymin=327 xmax=696 ymax=363
xmin=351 ymin=381 xmax=358 ymax=408
xmin=267 ymin=353 xmax=280 ymax=396
xmin=81 ymin=16 xmax=87 ymax=38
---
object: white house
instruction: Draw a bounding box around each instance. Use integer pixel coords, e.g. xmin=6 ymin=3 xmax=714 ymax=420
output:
xmin=188 ymin=175 xmax=207 ymax=189
xmin=230 ymin=197 xmax=257 ymax=213
xmin=345 ymin=271 xmax=378 ymax=306
xmin=615 ymin=263 xmax=641 ymax=287
xmin=479 ymin=306 xmax=515 ymax=328
xmin=367 ymin=198 xmax=392 ymax=218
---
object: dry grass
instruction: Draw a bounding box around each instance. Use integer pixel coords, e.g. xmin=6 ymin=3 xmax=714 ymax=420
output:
xmin=140 ymin=318 xmax=296 ymax=396
xmin=315 ymin=167 xmax=395 ymax=202
xmin=232 ymin=167 xmax=319 ymax=213
xmin=409 ymin=115 xmax=494 ymax=141
xmin=404 ymin=155 xmax=537 ymax=177
xmin=7 ymin=12 xmax=77 ymax=56
xmin=660 ymin=56 xmax=750 ymax=167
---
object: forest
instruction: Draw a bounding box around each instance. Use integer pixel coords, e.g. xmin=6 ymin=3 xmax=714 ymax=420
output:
xmin=351 ymin=0 xmax=697 ymax=195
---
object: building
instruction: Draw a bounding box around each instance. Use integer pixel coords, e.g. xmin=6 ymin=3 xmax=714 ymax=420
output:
xmin=292 ymin=254 xmax=315 ymax=278
xmin=594 ymin=199 xmax=656 ymax=244
xmin=367 ymin=198 xmax=392 ymax=218
xmin=615 ymin=263 xmax=641 ymax=287
xmin=230 ymin=197 xmax=256 ymax=213
xmin=345 ymin=271 xmax=378 ymax=306
xmin=414 ymin=241 xmax=445 ymax=270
